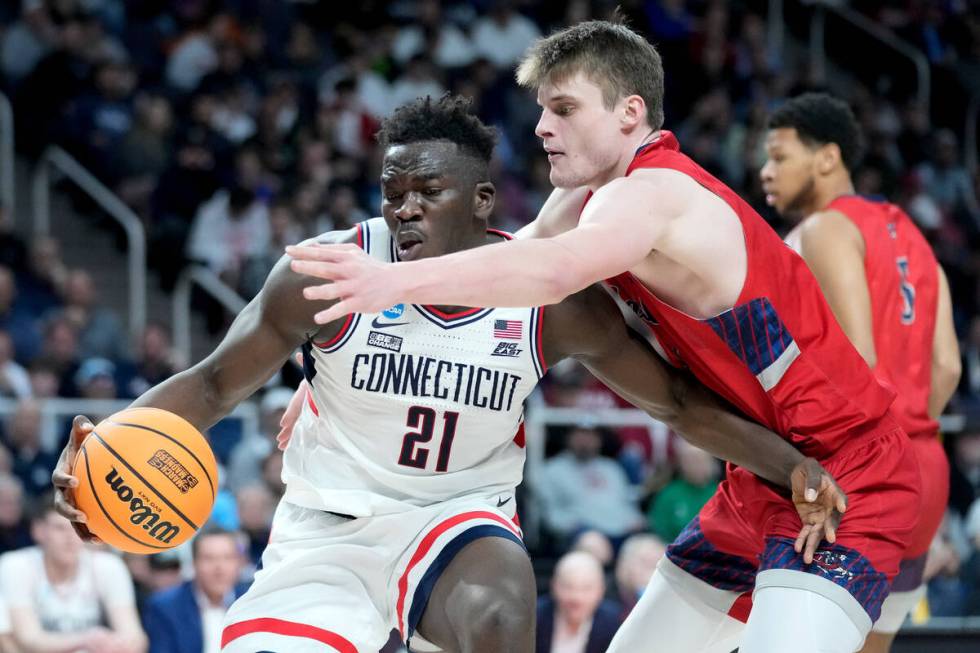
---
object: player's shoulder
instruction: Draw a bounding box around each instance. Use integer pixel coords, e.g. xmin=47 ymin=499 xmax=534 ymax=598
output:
xmin=799 ymin=209 xmax=863 ymax=245
xmin=306 ymin=223 xmax=364 ymax=247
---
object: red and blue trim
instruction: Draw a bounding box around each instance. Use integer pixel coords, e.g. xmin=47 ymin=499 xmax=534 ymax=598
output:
xmin=395 ymin=510 xmax=523 ymax=638
xmin=413 ymin=304 xmax=494 ymax=329
xmin=221 ymin=617 xmax=358 ymax=653
xmin=529 ymin=306 xmax=547 ymax=379
xmin=310 ymin=221 xmax=371 ymax=354
xmin=405 ymin=524 xmax=525 ymax=640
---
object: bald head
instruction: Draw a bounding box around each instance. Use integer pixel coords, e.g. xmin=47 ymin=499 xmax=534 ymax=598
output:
xmin=552 ymin=551 xmax=605 ymax=626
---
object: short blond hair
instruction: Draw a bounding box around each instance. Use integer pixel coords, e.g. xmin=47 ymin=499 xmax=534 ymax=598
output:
xmin=516 ymin=20 xmax=665 ymax=130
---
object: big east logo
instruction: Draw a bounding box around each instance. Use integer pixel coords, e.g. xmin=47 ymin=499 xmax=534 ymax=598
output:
xmin=105 ymin=468 xmax=181 ymax=544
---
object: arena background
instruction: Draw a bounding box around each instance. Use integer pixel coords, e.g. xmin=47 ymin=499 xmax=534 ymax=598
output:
xmin=0 ymin=1 xmax=979 ymax=651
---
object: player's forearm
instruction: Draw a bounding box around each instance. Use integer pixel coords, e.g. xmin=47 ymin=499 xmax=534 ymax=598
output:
xmin=671 ymin=385 xmax=802 ymax=490
xmin=928 ymin=357 xmax=961 ymax=418
xmin=131 ymin=365 xmax=244 ymax=432
xmin=13 ymin=628 xmax=92 ymax=653
xmin=393 ymin=238 xmax=584 ymax=307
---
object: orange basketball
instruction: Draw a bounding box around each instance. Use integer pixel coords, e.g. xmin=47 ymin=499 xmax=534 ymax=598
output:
xmin=71 ymin=407 xmax=218 ymax=554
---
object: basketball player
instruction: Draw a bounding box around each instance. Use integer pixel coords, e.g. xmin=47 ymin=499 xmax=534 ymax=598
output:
xmin=51 ymin=97 xmax=841 ymax=653
xmin=761 ymin=92 xmax=962 ymax=652
xmin=286 ymin=22 xmax=923 ymax=653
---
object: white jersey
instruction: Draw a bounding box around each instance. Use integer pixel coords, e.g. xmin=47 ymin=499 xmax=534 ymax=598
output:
xmin=282 ymin=218 xmax=546 ymax=516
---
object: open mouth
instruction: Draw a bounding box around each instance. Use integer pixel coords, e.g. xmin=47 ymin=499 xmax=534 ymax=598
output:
xmin=764 ymin=191 xmax=777 ymax=206
xmin=397 ymin=235 xmax=424 ymax=260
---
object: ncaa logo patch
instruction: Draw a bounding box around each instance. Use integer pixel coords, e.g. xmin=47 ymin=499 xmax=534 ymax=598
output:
xmin=383 ymin=304 xmax=405 ymax=319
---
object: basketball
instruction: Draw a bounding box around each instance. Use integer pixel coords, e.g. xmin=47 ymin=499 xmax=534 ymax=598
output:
xmin=70 ymin=407 xmax=218 ymax=554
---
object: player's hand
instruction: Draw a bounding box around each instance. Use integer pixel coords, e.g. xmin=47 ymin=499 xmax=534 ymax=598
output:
xmin=286 ymin=243 xmax=399 ymax=324
xmin=51 ymin=415 xmax=100 ymax=542
xmin=790 ymin=457 xmax=847 ymax=564
xmin=277 ymin=363 xmax=307 ymax=451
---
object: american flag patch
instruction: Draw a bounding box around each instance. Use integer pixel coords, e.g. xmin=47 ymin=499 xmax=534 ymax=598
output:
xmin=493 ymin=319 xmax=523 ymax=339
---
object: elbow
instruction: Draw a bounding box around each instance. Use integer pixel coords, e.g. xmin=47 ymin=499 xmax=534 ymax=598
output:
xmin=936 ymin=355 xmax=962 ymax=389
xmin=539 ymin=265 xmax=578 ymax=305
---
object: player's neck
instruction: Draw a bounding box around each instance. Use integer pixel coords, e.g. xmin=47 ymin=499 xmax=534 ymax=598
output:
xmin=813 ymin=174 xmax=856 ymax=214
xmin=589 ymin=128 xmax=660 ymax=191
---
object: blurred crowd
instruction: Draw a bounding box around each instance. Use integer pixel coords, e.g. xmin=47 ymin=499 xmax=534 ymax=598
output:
xmin=0 ymin=0 xmax=977 ymax=650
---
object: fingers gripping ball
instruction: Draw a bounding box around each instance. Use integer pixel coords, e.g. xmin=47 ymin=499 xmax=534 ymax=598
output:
xmin=71 ymin=408 xmax=217 ymax=554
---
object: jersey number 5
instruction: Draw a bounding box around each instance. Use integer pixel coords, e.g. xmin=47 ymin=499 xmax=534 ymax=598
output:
xmin=398 ymin=406 xmax=459 ymax=472
xmin=896 ymin=257 xmax=915 ymax=324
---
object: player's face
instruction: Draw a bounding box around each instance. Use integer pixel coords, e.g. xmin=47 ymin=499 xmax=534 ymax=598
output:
xmin=381 ymin=142 xmax=491 ymax=260
xmin=761 ymin=128 xmax=819 ymax=218
xmin=535 ymin=73 xmax=627 ymax=189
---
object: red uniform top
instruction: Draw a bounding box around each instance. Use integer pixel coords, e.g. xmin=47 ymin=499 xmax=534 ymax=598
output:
xmin=826 ymin=195 xmax=939 ymax=441
xmin=603 ymin=133 xmax=899 ymax=461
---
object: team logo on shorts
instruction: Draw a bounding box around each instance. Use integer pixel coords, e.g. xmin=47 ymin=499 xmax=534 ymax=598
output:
xmin=368 ymin=331 xmax=403 ymax=352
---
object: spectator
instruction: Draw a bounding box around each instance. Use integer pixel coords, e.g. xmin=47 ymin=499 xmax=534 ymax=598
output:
xmin=55 ymin=268 xmax=127 ymax=362
xmin=648 ymin=440 xmax=720 ymax=542
xmin=0 ymin=331 xmax=32 ymax=399
xmin=471 ymin=1 xmax=541 ymax=70
xmin=916 ymin=129 xmax=980 ymax=235
xmin=35 ymin=317 xmax=81 ymax=397
xmin=15 ymin=238 xmax=66 ymax=319
xmin=959 ymin=316 xmax=980 ymax=409
xmin=316 ymin=183 xmax=369 ymax=234
xmin=74 ymin=357 xmax=118 ymax=400
xmin=391 ymin=0 xmax=475 ymax=69
xmin=143 ymin=528 xmax=248 ymax=653
xmin=0 ymin=474 xmax=31 ymax=554
xmin=5 ymin=400 xmax=58 ymax=497
xmin=0 ymin=496 xmax=147 ymax=653
xmin=234 ymin=484 xmax=274 ymax=574
xmin=950 ymin=426 xmax=980 ymax=518
xmin=535 ymin=551 xmax=622 ymax=653
xmin=185 ymin=185 xmax=271 ymax=289
xmin=240 ymin=200 xmax=304 ymax=299
xmin=0 ymin=268 xmax=41 ymax=365
xmin=114 ymin=92 xmax=175 ymax=219
xmin=389 ymin=55 xmax=446 ymax=112
xmin=125 ymin=323 xmax=183 ymax=398
xmin=226 ymin=387 xmax=292 ymax=492
xmin=261 ymin=449 xmax=285 ymax=500
xmin=538 ymin=425 xmax=645 ymax=549
xmin=613 ymin=534 xmax=665 ymax=617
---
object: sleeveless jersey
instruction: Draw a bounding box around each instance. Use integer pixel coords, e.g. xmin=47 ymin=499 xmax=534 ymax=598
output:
xmin=283 ymin=218 xmax=547 ymax=516
xmin=823 ymin=195 xmax=939 ymax=441
xmin=603 ymin=132 xmax=898 ymax=460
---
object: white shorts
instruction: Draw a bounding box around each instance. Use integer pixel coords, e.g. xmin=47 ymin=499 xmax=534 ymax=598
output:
xmin=221 ymin=494 xmax=522 ymax=652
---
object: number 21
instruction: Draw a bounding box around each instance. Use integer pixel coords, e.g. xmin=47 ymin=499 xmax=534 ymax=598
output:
xmin=896 ymin=257 xmax=915 ymax=324
xmin=398 ymin=406 xmax=459 ymax=472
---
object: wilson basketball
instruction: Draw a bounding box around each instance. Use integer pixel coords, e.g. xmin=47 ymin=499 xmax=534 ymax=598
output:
xmin=71 ymin=407 xmax=218 ymax=554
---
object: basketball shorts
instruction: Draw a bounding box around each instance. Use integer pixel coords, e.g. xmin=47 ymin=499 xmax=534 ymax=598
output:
xmin=901 ymin=436 xmax=948 ymax=561
xmin=664 ymin=427 xmax=921 ymax=633
xmin=221 ymin=493 xmax=523 ymax=652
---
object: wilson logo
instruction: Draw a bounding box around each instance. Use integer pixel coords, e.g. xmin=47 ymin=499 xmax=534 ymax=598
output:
xmin=105 ymin=468 xmax=181 ymax=543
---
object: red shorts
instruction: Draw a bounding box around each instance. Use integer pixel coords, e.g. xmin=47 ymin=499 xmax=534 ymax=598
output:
xmin=665 ymin=428 xmax=921 ymax=623
xmin=902 ymin=436 xmax=949 ymax=559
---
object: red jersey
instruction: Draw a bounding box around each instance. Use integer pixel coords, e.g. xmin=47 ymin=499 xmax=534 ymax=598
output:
xmin=603 ymin=132 xmax=898 ymax=460
xmin=826 ymin=195 xmax=939 ymax=441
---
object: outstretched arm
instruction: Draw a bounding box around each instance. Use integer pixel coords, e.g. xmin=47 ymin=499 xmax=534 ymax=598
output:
xmin=289 ymin=174 xmax=681 ymax=324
